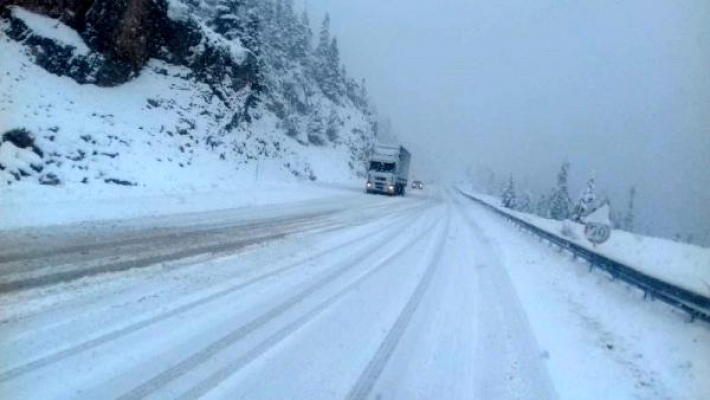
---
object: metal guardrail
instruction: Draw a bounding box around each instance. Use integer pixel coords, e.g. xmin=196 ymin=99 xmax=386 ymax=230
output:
xmin=458 ymin=190 xmax=710 ymax=324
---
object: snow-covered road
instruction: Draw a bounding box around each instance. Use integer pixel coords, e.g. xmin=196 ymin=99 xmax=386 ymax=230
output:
xmin=0 ymin=187 xmax=707 ymax=399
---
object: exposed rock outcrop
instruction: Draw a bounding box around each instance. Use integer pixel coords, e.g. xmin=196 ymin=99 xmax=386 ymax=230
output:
xmin=1 ymin=0 xmax=255 ymax=90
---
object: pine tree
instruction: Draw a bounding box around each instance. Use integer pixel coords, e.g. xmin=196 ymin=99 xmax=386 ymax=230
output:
xmin=327 ymin=37 xmax=344 ymax=94
xmin=307 ymin=110 xmax=326 ymax=146
xmin=295 ymin=10 xmax=312 ymax=60
xmin=516 ymin=191 xmax=532 ymax=213
xmin=535 ymin=193 xmax=550 ymax=217
xmin=501 ymin=175 xmax=516 ymax=209
xmin=623 ymin=186 xmax=636 ymax=231
xmin=315 ymin=13 xmax=331 ymax=60
xmin=241 ymin=5 xmax=265 ymax=122
xmin=313 ymin=14 xmax=342 ymax=101
xmin=571 ymin=175 xmax=596 ymax=222
xmin=240 ymin=7 xmax=261 ymax=55
xmin=326 ymin=108 xmax=341 ymax=142
xmin=281 ymin=0 xmax=298 ymax=57
xmin=548 ymin=162 xmax=571 ymax=220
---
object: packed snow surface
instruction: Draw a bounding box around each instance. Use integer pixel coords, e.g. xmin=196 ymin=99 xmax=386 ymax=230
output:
xmin=0 ymin=186 xmax=707 ymax=399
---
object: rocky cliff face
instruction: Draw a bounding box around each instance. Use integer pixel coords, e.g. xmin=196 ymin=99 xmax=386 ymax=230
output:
xmin=0 ymin=0 xmax=376 ymax=188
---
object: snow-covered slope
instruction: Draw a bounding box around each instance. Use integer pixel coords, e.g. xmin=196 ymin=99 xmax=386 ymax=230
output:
xmin=0 ymin=2 xmax=376 ymax=195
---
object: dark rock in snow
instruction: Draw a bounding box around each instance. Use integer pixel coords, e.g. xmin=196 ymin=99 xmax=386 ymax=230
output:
xmin=104 ymin=177 xmax=136 ymax=186
xmin=2 ymin=128 xmax=34 ymax=149
xmin=39 ymin=172 xmax=61 ymax=185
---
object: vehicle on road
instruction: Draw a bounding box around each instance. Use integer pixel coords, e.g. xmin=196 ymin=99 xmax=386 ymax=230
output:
xmin=365 ymin=145 xmax=411 ymax=196
xmin=412 ymin=180 xmax=424 ymax=189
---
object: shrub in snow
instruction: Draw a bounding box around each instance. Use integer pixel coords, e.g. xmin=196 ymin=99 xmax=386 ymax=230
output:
xmin=0 ymin=140 xmax=44 ymax=183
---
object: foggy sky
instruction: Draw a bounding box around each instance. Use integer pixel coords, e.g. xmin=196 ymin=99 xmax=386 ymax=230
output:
xmin=304 ymin=0 xmax=710 ymax=243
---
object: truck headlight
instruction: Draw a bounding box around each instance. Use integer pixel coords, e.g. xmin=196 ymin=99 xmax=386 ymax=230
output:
xmin=366 ymin=182 xmax=372 ymax=188
xmin=388 ymin=185 xmax=394 ymax=191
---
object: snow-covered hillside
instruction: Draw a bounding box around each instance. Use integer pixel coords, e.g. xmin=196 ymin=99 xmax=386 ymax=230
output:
xmin=0 ymin=1 xmax=376 ymax=195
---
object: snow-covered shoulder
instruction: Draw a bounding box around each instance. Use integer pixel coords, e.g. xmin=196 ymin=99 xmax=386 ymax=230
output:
xmin=459 ymin=188 xmax=710 ymax=298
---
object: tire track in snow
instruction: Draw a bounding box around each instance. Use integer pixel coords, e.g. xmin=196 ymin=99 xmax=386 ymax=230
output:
xmin=0 ymin=229 xmax=288 ymax=293
xmin=114 ymin=208 xmax=443 ymax=400
xmin=0 ymin=198 xmax=432 ymax=292
xmin=0 ymin=213 xmax=332 ymax=265
xmin=346 ymin=208 xmax=450 ymax=400
xmin=0 ymin=194 xmax=421 ymax=264
xmin=0 ymin=209 xmax=419 ymax=384
xmin=452 ymin=191 xmax=558 ymax=400
xmin=175 ymin=213 xmax=447 ymax=400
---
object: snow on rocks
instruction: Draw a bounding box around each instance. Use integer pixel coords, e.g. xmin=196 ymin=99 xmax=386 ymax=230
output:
xmin=0 ymin=140 xmax=43 ymax=179
xmin=166 ymin=0 xmax=191 ymax=23
xmin=9 ymin=6 xmax=89 ymax=54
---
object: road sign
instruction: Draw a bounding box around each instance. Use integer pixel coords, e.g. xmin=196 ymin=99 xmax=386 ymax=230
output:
xmin=585 ymin=222 xmax=611 ymax=245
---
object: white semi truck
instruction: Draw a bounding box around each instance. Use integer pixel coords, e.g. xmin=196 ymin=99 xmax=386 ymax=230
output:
xmin=365 ymin=144 xmax=411 ymax=196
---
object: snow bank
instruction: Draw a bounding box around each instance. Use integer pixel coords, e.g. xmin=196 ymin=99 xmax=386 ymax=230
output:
xmin=459 ymin=188 xmax=710 ymax=298
xmin=0 ymin=179 xmax=367 ymax=230
xmin=10 ymin=6 xmax=89 ymax=54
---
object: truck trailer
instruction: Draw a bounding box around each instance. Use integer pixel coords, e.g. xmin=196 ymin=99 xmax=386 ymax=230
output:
xmin=365 ymin=145 xmax=411 ymax=196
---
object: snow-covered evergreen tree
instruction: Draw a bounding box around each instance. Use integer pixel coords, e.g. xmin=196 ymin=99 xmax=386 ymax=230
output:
xmin=294 ymin=10 xmax=312 ymax=61
xmin=571 ymin=175 xmax=596 ymax=222
xmin=309 ymin=14 xmax=342 ymax=102
xmin=623 ymin=186 xmax=636 ymax=231
xmin=548 ymin=162 xmax=571 ymax=220
xmin=315 ymin=14 xmax=330 ymax=60
xmin=307 ymin=110 xmax=326 ymax=146
xmin=501 ymin=175 xmax=516 ymax=209
xmin=326 ymin=108 xmax=341 ymax=143
xmin=211 ymin=0 xmax=243 ymax=40
xmin=535 ymin=193 xmax=550 ymax=217
xmin=516 ymin=191 xmax=532 ymax=213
